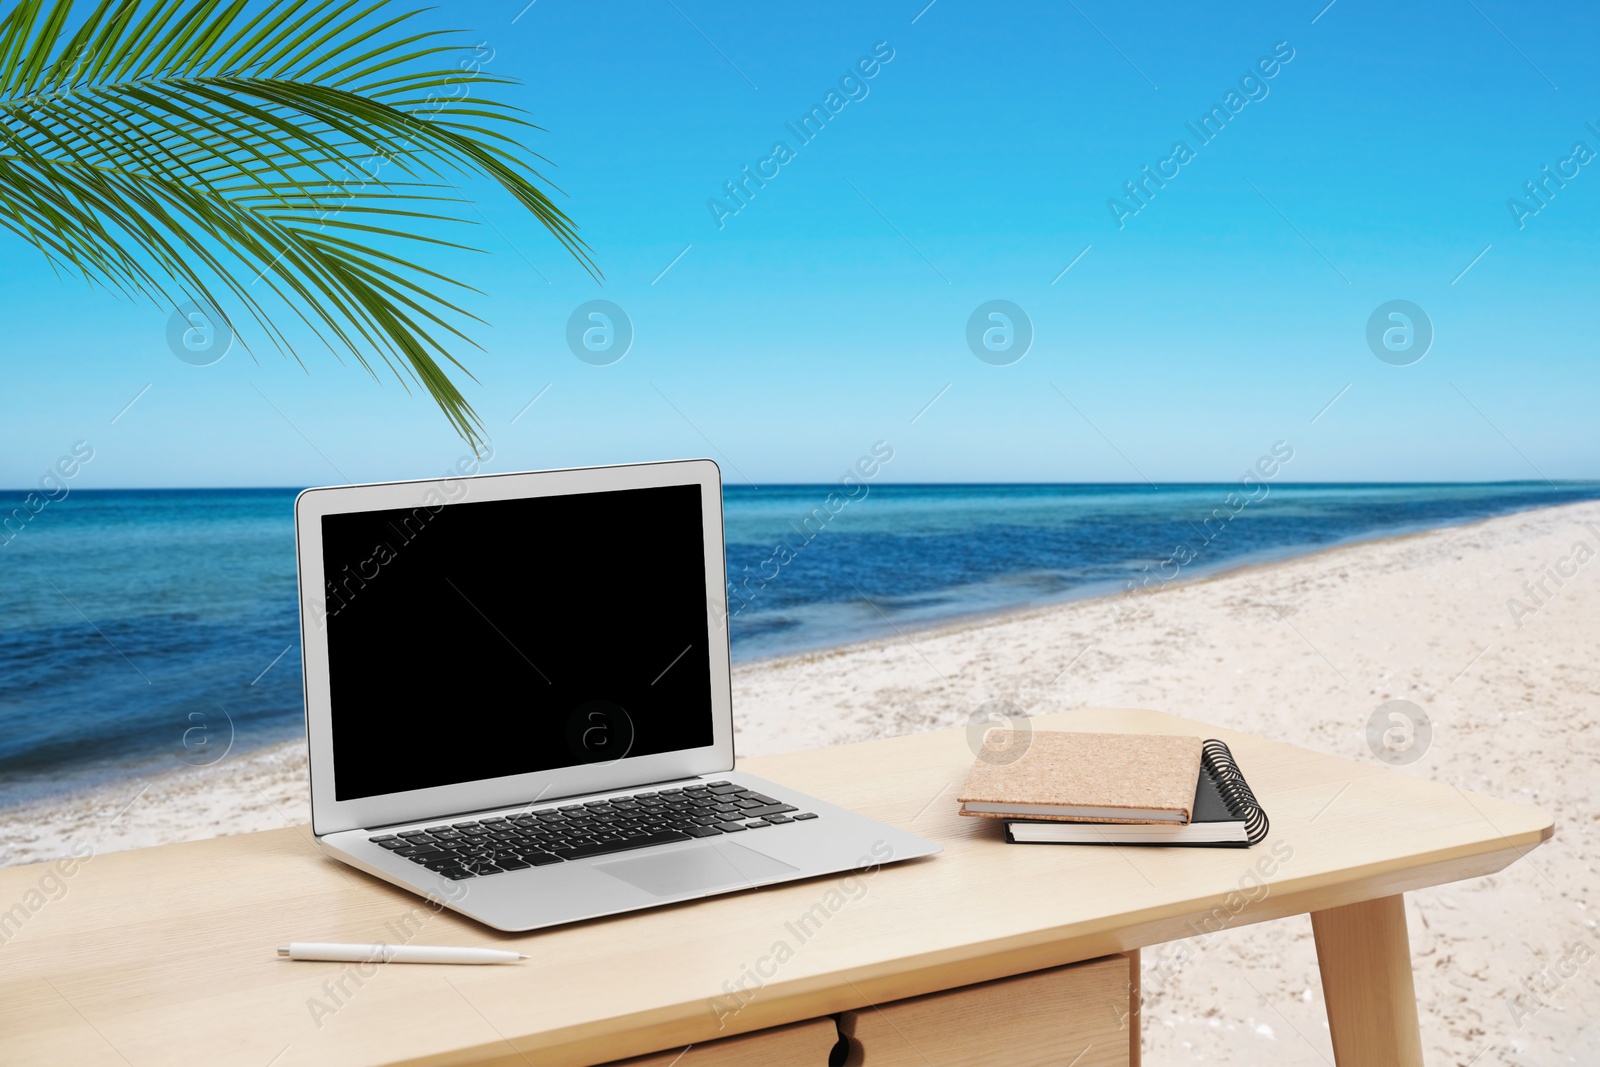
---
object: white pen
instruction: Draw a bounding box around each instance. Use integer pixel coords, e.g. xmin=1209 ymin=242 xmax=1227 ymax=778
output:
xmin=277 ymin=942 xmax=527 ymax=965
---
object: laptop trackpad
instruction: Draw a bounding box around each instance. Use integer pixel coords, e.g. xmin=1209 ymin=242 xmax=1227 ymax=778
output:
xmin=594 ymin=842 xmax=797 ymax=897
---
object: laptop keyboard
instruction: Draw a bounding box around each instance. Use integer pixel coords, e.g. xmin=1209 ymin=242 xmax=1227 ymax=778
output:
xmin=367 ymin=781 xmax=818 ymax=880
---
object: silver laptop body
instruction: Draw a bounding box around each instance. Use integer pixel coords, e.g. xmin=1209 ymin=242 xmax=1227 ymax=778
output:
xmin=294 ymin=458 xmax=939 ymax=931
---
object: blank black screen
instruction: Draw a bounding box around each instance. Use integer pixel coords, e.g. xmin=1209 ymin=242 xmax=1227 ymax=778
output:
xmin=320 ymin=482 xmax=714 ymax=800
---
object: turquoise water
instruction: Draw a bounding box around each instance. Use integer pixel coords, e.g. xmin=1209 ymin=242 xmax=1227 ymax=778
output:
xmin=2 ymin=481 xmax=1596 ymax=806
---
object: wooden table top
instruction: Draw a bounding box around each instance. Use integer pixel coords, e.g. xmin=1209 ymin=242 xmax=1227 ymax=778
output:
xmin=0 ymin=708 xmax=1552 ymax=1067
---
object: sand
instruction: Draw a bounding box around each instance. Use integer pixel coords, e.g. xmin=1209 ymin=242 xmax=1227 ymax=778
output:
xmin=6 ymin=499 xmax=1598 ymax=1066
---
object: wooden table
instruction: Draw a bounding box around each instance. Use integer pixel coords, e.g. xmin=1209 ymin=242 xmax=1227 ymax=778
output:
xmin=0 ymin=709 xmax=1553 ymax=1066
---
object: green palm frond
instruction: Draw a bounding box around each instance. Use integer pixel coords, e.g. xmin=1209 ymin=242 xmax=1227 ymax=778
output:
xmin=0 ymin=0 xmax=598 ymax=444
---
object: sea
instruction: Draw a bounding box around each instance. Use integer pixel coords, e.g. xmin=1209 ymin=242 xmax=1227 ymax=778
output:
xmin=3 ymin=481 xmax=1597 ymax=809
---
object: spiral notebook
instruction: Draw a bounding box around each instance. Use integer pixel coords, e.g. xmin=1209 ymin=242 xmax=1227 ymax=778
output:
xmin=1005 ymin=740 xmax=1271 ymax=848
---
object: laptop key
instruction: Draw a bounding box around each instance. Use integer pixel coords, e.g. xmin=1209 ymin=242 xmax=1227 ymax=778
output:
xmin=737 ymin=803 xmax=797 ymax=820
xmin=497 ymin=859 xmax=531 ymax=871
xmin=374 ymin=839 xmax=408 ymax=850
xmin=523 ymin=852 xmax=563 ymax=866
xmin=714 ymin=822 xmax=747 ymax=833
xmin=394 ymin=844 xmax=440 ymax=857
xmin=684 ymin=826 xmax=722 ymax=838
xmin=553 ymin=830 xmax=690 ymax=861
xmin=436 ymin=868 xmax=473 ymax=880
xmin=792 ymin=812 xmax=818 ymax=821
xmin=744 ymin=820 xmax=772 ymax=828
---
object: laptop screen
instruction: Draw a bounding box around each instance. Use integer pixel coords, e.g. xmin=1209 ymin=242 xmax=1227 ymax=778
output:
xmin=319 ymin=482 xmax=715 ymax=801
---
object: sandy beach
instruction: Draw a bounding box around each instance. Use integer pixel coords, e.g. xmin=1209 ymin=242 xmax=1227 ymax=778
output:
xmin=5 ymin=499 xmax=1597 ymax=1066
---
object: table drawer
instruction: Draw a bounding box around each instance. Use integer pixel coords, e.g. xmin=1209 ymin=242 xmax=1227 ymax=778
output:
xmin=838 ymin=953 xmax=1137 ymax=1067
xmin=599 ymin=1017 xmax=839 ymax=1066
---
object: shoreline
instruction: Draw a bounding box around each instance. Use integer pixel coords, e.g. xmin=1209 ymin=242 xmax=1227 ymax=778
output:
xmin=6 ymin=482 xmax=1595 ymax=809
xmin=730 ymin=492 xmax=1575 ymax=670
xmin=6 ymin=494 xmax=1597 ymax=847
xmin=0 ymin=496 xmax=1541 ymax=824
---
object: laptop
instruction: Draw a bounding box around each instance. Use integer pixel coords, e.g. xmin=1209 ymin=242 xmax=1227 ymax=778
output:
xmin=293 ymin=458 xmax=940 ymax=931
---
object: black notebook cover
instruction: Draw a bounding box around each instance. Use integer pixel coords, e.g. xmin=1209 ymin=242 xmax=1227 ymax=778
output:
xmin=1004 ymin=738 xmax=1270 ymax=848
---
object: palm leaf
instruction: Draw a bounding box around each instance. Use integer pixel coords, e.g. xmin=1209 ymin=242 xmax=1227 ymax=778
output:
xmin=0 ymin=0 xmax=598 ymax=444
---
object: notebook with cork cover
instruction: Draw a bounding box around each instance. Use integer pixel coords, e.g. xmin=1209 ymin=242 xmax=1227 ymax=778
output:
xmin=958 ymin=730 xmax=1204 ymax=823
xmin=1005 ymin=739 xmax=1272 ymax=846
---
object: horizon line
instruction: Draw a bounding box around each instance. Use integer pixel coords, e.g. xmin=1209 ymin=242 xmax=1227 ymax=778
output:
xmin=5 ymin=478 xmax=1600 ymax=494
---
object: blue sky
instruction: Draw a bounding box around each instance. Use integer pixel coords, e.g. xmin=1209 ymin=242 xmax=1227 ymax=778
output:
xmin=3 ymin=0 xmax=1598 ymax=488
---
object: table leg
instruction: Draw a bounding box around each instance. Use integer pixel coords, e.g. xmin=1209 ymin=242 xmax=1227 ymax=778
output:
xmin=1310 ymin=894 xmax=1424 ymax=1067
xmin=1127 ymin=946 xmax=1141 ymax=1067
